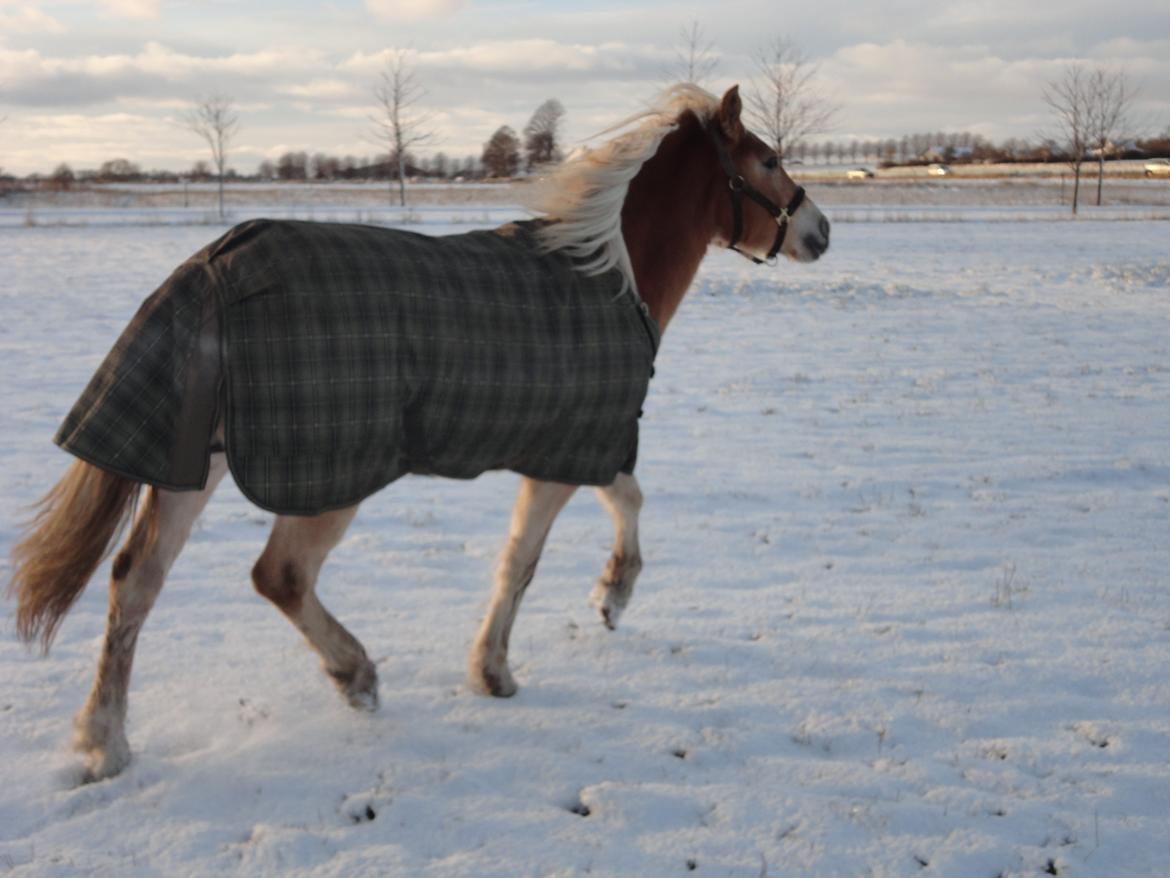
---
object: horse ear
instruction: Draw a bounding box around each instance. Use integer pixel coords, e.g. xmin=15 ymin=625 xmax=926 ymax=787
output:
xmin=718 ymin=85 xmax=745 ymax=143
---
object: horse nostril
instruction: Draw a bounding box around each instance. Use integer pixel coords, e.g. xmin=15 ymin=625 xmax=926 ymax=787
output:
xmin=801 ymin=234 xmax=826 ymax=258
xmin=818 ymin=216 xmax=831 ymax=240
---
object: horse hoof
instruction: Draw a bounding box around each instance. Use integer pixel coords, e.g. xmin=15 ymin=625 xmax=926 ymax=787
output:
xmin=329 ymin=660 xmax=379 ymax=712
xmin=347 ymin=690 xmax=379 ymax=712
xmin=78 ymin=740 xmax=132 ymax=783
xmin=468 ymin=663 xmax=518 ymax=698
xmin=591 ymin=584 xmax=623 ymax=631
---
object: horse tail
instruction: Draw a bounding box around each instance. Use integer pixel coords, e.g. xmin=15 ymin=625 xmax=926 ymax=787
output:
xmin=8 ymin=460 xmax=143 ymax=651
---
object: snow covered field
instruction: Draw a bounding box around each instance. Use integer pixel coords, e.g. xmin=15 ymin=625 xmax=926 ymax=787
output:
xmin=1 ymin=210 xmax=1169 ymax=876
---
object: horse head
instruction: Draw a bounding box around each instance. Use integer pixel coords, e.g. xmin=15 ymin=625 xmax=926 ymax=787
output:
xmin=707 ymin=85 xmax=830 ymax=265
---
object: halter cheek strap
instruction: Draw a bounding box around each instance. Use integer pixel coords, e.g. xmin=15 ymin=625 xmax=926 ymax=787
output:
xmin=706 ymin=123 xmax=806 ymax=265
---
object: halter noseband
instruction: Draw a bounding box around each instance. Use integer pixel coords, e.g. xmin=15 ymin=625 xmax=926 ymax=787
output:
xmin=705 ymin=123 xmax=806 ymax=265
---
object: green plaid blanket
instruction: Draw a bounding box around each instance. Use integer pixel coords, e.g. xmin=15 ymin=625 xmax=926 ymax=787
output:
xmin=55 ymin=219 xmax=659 ymax=514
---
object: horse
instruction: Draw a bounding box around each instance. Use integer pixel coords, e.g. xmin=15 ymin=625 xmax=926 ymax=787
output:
xmin=7 ymin=84 xmax=829 ymax=782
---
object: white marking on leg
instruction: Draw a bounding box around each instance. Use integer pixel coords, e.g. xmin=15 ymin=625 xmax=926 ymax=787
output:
xmin=468 ymin=477 xmax=576 ymax=697
xmin=591 ymin=472 xmax=643 ymax=630
xmin=74 ymin=454 xmax=228 ymax=782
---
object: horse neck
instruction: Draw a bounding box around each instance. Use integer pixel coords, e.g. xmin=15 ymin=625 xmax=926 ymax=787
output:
xmin=621 ymin=118 xmax=721 ymax=331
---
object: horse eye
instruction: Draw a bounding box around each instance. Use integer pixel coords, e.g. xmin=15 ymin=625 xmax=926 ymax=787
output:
xmin=764 ymin=155 xmax=779 ymax=171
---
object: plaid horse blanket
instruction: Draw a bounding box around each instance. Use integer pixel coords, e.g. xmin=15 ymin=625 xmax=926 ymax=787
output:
xmin=55 ymin=219 xmax=660 ymax=515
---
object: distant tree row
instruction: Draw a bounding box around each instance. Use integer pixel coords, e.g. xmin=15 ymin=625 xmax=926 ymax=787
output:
xmin=45 ymin=158 xmax=151 ymax=189
xmin=795 ymin=133 xmax=1074 ymax=166
xmin=762 ymin=130 xmax=1162 ymax=168
xmin=32 ymin=125 xmax=1168 ymax=196
xmin=38 ymin=152 xmax=488 ymax=190
xmin=256 ymin=151 xmax=482 ymax=182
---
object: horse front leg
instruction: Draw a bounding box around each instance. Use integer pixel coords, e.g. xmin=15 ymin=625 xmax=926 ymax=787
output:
xmin=590 ymin=472 xmax=643 ymax=630
xmin=468 ymin=477 xmax=576 ymax=697
xmin=74 ymin=454 xmax=227 ymax=782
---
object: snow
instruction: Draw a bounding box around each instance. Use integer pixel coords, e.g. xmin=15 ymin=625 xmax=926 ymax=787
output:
xmin=2 ymin=207 xmax=1169 ymax=876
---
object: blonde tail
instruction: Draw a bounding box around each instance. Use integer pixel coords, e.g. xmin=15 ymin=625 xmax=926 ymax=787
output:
xmin=8 ymin=460 xmax=142 ymax=651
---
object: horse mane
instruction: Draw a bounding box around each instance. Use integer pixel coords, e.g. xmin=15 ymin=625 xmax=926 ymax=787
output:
xmin=532 ymin=84 xmax=721 ymax=293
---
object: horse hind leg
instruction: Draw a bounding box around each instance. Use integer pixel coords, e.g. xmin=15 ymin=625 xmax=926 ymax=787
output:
xmin=250 ymin=505 xmax=377 ymax=710
xmin=468 ymin=477 xmax=577 ymax=697
xmin=590 ymin=472 xmax=643 ymax=630
xmin=74 ymin=454 xmax=228 ymax=782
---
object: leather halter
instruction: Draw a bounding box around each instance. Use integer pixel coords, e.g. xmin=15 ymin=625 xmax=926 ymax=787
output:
xmin=706 ymin=122 xmax=806 ymax=265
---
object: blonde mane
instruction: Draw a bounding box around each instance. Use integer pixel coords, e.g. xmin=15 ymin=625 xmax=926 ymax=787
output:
xmin=532 ymin=84 xmax=722 ymax=294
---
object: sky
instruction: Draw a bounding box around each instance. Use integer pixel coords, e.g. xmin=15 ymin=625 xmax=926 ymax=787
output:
xmin=1 ymin=0 xmax=1168 ymax=175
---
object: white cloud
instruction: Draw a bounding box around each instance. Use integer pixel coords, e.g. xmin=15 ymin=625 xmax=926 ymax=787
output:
xmin=113 ymin=96 xmax=204 ymax=111
xmin=342 ymin=40 xmax=665 ymax=78
xmin=817 ymin=38 xmax=1170 ymax=140
xmin=365 ymin=0 xmax=467 ymax=22
xmin=8 ymin=111 xmax=186 ymax=169
xmin=0 ymin=3 xmax=63 ymax=34
xmin=280 ymin=78 xmax=360 ymax=101
xmin=418 ymin=39 xmax=633 ymax=73
xmin=0 ymin=42 xmax=332 ymax=106
xmin=330 ymin=105 xmax=376 ymax=120
xmin=99 ymin=0 xmax=159 ymax=19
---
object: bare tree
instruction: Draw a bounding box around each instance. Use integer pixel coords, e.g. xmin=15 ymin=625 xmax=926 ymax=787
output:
xmin=748 ymin=38 xmax=839 ymax=162
xmin=1086 ymin=66 xmax=1137 ymax=206
xmin=1043 ymin=64 xmax=1090 ymax=215
xmin=183 ymin=95 xmax=238 ymax=221
xmin=522 ymin=99 xmax=565 ymax=171
xmin=370 ymin=49 xmax=434 ymax=207
xmin=666 ymin=20 xmax=718 ymax=86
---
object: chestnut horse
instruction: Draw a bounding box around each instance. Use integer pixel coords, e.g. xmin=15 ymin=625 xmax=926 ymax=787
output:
xmin=8 ymin=84 xmax=829 ymax=781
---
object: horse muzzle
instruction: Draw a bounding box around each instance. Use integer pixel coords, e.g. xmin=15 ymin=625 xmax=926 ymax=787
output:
xmin=791 ymin=206 xmax=830 ymax=262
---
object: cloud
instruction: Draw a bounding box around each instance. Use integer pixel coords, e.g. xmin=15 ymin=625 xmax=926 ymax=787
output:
xmin=280 ymin=78 xmax=360 ymax=102
xmin=816 ymin=38 xmax=1170 ymax=140
xmin=5 ymin=111 xmax=186 ymax=170
xmin=0 ymin=3 xmax=63 ymax=34
xmin=342 ymin=40 xmax=666 ymax=80
xmin=99 ymin=0 xmax=159 ymax=19
xmin=0 ymin=42 xmax=330 ymax=106
xmin=419 ymin=40 xmax=641 ymax=74
xmin=365 ymin=0 xmax=467 ymax=21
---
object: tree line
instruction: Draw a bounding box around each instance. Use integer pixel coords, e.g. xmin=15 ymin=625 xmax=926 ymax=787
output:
xmin=256 ymin=151 xmax=482 ymax=182
xmin=43 ymin=122 xmax=1163 ymax=194
xmin=789 ymin=130 xmax=1165 ymax=167
xmin=33 ymin=88 xmax=567 ymax=190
